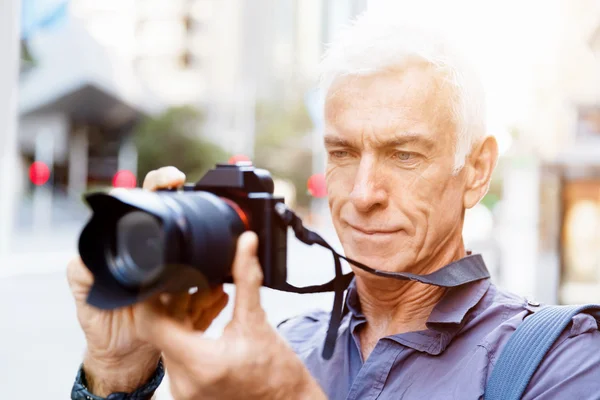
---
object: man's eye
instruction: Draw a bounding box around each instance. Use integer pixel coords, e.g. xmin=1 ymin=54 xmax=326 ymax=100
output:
xmin=330 ymin=150 xmax=349 ymax=159
xmin=395 ymin=152 xmax=414 ymax=161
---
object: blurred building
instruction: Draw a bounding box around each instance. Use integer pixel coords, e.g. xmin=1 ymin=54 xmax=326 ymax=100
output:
xmin=16 ymin=0 xmax=367 ymax=203
xmin=68 ymin=0 xmax=367 ymax=155
xmin=533 ymin=0 xmax=600 ymax=305
xmin=18 ymin=19 xmax=153 ymax=200
xmin=70 ymin=0 xmax=206 ymax=105
xmin=0 ymin=0 xmax=22 ymax=257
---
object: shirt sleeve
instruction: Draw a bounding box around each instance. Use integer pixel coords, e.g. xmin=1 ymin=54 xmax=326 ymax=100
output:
xmin=523 ymin=313 xmax=600 ymax=399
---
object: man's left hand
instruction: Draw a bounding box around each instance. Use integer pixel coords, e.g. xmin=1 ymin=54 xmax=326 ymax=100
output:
xmin=133 ymin=231 xmax=326 ymax=400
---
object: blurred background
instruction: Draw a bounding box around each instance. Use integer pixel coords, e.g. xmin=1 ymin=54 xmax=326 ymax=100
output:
xmin=1 ymin=0 xmax=600 ymax=398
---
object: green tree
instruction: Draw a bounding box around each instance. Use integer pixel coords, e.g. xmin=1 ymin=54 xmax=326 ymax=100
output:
xmin=134 ymin=106 xmax=229 ymax=183
xmin=254 ymin=99 xmax=313 ymax=147
xmin=253 ymin=98 xmax=314 ymax=207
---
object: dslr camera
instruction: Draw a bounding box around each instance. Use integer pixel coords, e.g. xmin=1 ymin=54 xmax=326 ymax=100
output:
xmin=79 ymin=163 xmax=288 ymax=309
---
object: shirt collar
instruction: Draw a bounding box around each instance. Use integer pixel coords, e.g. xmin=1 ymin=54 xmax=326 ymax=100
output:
xmin=345 ymin=253 xmax=492 ymax=355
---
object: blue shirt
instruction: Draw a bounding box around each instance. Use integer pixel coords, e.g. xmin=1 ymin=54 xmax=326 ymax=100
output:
xmin=278 ymin=257 xmax=600 ymax=399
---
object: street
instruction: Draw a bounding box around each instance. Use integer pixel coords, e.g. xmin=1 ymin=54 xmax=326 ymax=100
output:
xmin=0 ymin=219 xmax=343 ymax=399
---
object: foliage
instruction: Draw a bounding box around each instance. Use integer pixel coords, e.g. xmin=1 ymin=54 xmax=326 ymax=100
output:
xmin=19 ymin=41 xmax=37 ymax=74
xmin=253 ymin=98 xmax=314 ymax=207
xmin=254 ymin=99 xmax=313 ymax=147
xmin=134 ymin=106 xmax=229 ymax=184
xmin=481 ymin=157 xmax=506 ymax=211
xmin=20 ymin=41 xmax=35 ymax=64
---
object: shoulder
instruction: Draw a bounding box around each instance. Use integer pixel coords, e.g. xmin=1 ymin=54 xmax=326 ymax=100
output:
xmin=276 ymin=309 xmax=334 ymax=356
xmin=475 ymin=285 xmax=599 ymax=364
xmin=485 ymin=284 xmax=599 ymax=342
xmin=524 ymin=308 xmax=600 ymax=398
xmin=478 ymin=286 xmax=600 ymax=397
xmin=470 ymin=284 xmax=541 ymax=353
xmin=536 ymin=306 xmax=600 ymax=366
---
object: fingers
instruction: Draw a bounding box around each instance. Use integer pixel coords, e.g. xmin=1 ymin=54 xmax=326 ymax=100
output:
xmin=135 ymin=285 xmax=228 ymax=360
xmin=163 ymin=292 xmax=192 ymax=322
xmin=134 ymin=297 xmax=212 ymax=363
xmin=231 ymin=231 xmax=264 ymax=323
xmin=192 ymin=290 xmax=230 ymax=332
xmin=189 ymin=286 xmax=226 ymax=322
xmin=193 ymin=295 xmax=229 ymax=332
xmin=66 ymin=256 xmax=93 ymax=287
xmin=66 ymin=257 xmax=94 ymax=302
xmin=143 ymin=166 xmax=186 ymax=191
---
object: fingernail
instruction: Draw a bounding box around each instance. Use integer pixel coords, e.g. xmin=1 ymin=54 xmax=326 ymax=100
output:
xmin=243 ymin=231 xmax=258 ymax=242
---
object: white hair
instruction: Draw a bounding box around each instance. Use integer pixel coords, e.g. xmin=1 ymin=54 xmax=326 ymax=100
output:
xmin=319 ymin=11 xmax=486 ymax=172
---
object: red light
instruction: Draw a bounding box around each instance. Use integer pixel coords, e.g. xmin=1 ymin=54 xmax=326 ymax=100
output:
xmin=29 ymin=161 xmax=50 ymax=186
xmin=307 ymin=173 xmax=327 ymax=198
xmin=113 ymin=170 xmax=137 ymax=188
xmin=228 ymin=154 xmax=251 ymax=164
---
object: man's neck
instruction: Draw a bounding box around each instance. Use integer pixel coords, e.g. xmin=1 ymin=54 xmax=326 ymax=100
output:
xmin=355 ymin=242 xmax=466 ymax=359
xmin=356 ymin=279 xmax=446 ymax=334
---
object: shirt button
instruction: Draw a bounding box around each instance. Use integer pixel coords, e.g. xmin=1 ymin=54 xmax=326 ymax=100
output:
xmin=527 ymin=298 xmax=540 ymax=307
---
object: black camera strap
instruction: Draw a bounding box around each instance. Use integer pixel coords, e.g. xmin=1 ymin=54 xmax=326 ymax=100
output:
xmin=274 ymin=203 xmax=490 ymax=360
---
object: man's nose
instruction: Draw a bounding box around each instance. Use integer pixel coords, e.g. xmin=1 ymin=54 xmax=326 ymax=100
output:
xmin=349 ymin=158 xmax=388 ymax=213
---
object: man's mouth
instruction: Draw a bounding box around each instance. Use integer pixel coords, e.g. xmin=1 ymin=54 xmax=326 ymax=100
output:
xmin=347 ymin=223 xmax=401 ymax=236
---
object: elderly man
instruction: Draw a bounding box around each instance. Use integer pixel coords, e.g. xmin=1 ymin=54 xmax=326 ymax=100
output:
xmin=68 ymin=12 xmax=600 ymax=400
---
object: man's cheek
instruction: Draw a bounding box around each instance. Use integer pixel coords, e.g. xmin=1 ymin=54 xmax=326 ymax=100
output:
xmin=325 ymin=168 xmax=354 ymax=199
xmin=392 ymin=174 xmax=439 ymax=228
xmin=400 ymin=167 xmax=443 ymax=199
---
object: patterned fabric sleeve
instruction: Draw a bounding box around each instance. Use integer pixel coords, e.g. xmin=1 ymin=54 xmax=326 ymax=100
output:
xmin=71 ymin=359 xmax=164 ymax=400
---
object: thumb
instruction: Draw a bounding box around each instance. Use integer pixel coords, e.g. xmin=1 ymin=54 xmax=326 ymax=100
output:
xmin=232 ymin=231 xmax=264 ymax=323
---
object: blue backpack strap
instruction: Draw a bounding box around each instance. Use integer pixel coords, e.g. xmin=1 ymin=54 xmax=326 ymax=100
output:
xmin=485 ymin=304 xmax=600 ymax=400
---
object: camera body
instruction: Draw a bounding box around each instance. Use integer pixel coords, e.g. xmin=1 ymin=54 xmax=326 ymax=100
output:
xmin=78 ymin=163 xmax=288 ymax=310
xmin=189 ymin=162 xmax=288 ymax=288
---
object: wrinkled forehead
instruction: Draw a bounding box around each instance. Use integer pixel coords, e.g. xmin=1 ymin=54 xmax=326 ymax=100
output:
xmin=323 ymin=61 xmax=458 ymax=149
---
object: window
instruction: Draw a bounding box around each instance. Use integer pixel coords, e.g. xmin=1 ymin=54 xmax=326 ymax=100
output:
xmin=576 ymin=107 xmax=600 ymax=140
xmin=562 ymin=180 xmax=600 ymax=284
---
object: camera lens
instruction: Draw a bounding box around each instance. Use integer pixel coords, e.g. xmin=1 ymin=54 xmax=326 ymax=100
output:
xmin=108 ymin=211 xmax=165 ymax=287
xmin=79 ymin=189 xmax=248 ymax=304
xmin=77 ymin=162 xmax=286 ymax=310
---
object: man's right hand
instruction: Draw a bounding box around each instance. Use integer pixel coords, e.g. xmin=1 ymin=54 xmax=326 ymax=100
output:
xmin=67 ymin=166 xmax=230 ymax=396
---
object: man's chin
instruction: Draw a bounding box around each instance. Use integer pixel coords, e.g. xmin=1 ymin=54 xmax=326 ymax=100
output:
xmin=344 ymin=250 xmax=416 ymax=276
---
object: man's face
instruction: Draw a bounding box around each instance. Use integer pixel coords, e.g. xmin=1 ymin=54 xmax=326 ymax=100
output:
xmin=324 ymin=61 xmax=468 ymax=274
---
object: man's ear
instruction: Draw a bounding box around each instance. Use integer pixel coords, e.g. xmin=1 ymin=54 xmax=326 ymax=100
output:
xmin=463 ymin=135 xmax=499 ymax=209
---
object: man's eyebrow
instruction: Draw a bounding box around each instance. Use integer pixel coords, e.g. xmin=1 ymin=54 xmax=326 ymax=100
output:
xmin=323 ymin=135 xmax=356 ymax=148
xmin=375 ymin=133 xmax=436 ymax=151
xmin=323 ymin=133 xmax=437 ymax=151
